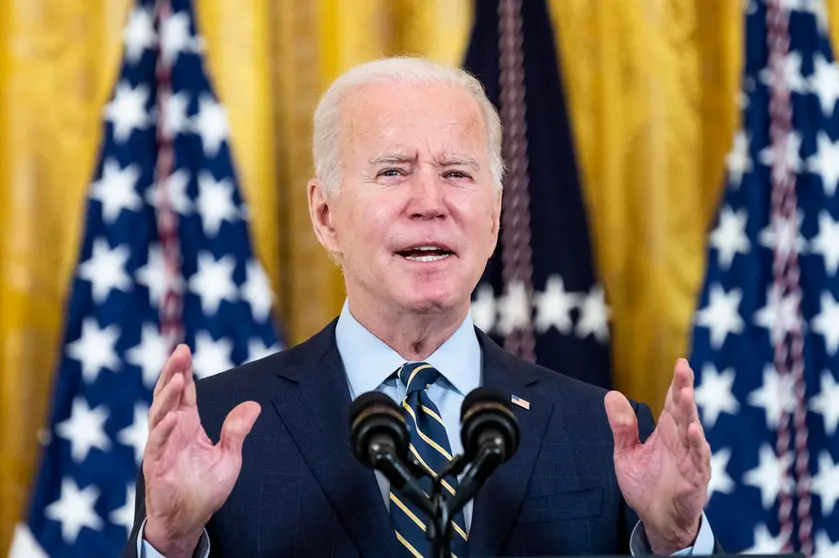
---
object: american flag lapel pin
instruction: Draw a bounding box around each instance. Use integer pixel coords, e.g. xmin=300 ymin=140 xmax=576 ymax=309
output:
xmin=511 ymin=394 xmax=530 ymax=410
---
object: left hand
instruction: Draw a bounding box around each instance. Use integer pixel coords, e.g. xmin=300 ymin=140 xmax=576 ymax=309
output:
xmin=604 ymin=358 xmax=711 ymax=555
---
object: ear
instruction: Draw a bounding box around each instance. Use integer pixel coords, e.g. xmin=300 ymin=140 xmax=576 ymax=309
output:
xmin=308 ymin=179 xmax=342 ymax=255
xmin=489 ymin=190 xmax=502 ymax=244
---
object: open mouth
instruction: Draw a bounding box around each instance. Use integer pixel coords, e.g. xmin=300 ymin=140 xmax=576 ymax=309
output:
xmin=396 ymin=245 xmax=454 ymax=262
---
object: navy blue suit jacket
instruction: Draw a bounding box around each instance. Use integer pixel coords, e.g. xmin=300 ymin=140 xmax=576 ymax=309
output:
xmin=124 ymin=321 xmax=658 ymax=557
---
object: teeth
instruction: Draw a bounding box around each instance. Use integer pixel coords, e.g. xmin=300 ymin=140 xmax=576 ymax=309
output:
xmin=405 ymin=254 xmax=451 ymax=262
xmin=414 ymin=246 xmax=442 ymax=251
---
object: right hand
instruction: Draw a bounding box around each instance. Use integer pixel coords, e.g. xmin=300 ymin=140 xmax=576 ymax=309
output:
xmin=142 ymin=344 xmax=261 ymax=558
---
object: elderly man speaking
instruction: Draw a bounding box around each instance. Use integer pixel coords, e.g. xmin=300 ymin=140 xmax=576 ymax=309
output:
xmin=123 ymin=57 xmax=718 ymax=557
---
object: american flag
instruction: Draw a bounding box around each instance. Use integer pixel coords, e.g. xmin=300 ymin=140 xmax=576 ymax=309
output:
xmin=464 ymin=0 xmax=612 ymax=389
xmin=9 ymin=0 xmax=281 ymax=555
xmin=691 ymin=1 xmax=839 ymax=556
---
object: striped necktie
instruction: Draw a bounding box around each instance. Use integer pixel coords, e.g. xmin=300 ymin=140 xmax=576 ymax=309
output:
xmin=389 ymin=362 xmax=468 ymax=558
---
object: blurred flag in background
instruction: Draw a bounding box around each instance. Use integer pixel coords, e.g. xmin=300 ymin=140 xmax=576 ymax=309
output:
xmin=9 ymin=0 xmax=281 ymax=555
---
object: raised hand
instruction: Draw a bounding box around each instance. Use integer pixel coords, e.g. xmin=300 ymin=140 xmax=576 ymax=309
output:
xmin=142 ymin=344 xmax=261 ymax=558
xmin=604 ymin=358 xmax=711 ymax=555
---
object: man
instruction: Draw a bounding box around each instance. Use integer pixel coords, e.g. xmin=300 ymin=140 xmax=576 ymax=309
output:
xmin=124 ymin=57 xmax=717 ymax=557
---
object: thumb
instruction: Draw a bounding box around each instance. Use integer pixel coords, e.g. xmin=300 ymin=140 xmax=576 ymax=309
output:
xmin=604 ymin=391 xmax=639 ymax=452
xmin=220 ymin=401 xmax=261 ymax=455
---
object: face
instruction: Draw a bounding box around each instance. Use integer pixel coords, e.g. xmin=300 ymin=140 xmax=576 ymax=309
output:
xmin=308 ymin=80 xmax=501 ymax=318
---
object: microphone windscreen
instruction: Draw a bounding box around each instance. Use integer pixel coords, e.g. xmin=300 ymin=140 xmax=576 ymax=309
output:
xmin=350 ymin=391 xmax=398 ymax=425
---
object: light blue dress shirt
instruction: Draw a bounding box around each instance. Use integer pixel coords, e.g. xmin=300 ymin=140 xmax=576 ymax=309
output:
xmin=139 ymin=300 xmax=714 ymax=556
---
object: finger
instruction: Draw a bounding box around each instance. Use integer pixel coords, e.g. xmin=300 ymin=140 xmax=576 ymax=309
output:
xmin=604 ymin=391 xmax=639 ymax=452
xmin=687 ymin=422 xmax=712 ymax=483
xmin=149 ymin=372 xmax=184 ymax=430
xmin=180 ymin=357 xmax=198 ymax=409
xmin=219 ymin=401 xmax=262 ymax=456
xmin=673 ymin=359 xmax=694 ymax=404
xmin=143 ymin=410 xmax=178 ymax=464
xmin=153 ymin=344 xmax=192 ymax=399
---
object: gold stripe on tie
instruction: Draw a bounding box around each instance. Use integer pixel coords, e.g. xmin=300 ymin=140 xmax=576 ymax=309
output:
xmin=420 ymin=404 xmax=445 ymax=426
xmin=395 ymin=531 xmax=425 ymax=558
xmin=409 ymin=444 xmax=457 ymax=496
xmin=404 ymin=363 xmax=435 ymax=393
xmin=402 ymin=402 xmax=454 ymax=461
xmin=390 ymin=493 xmax=426 ymax=532
xmin=452 ymin=520 xmax=468 ymax=541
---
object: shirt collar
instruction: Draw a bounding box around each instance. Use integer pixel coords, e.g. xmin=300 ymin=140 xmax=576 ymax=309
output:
xmin=335 ymin=300 xmax=481 ymax=399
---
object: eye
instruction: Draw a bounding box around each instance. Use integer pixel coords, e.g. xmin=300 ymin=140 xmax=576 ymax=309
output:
xmin=377 ymin=168 xmax=406 ymax=177
xmin=444 ymin=170 xmax=472 ymax=180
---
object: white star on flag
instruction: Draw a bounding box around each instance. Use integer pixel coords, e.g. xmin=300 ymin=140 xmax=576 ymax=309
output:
xmin=758 ymin=209 xmax=807 ymax=258
xmin=810 ymin=52 xmax=839 ymax=117
xmin=812 ymin=290 xmax=839 ymax=355
xmin=146 ymin=168 xmax=193 ymax=215
xmin=65 ymin=317 xmax=121 ymax=384
xmin=814 ymin=530 xmax=839 ymax=558
xmin=125 ymin=323 xmax=171 ymax=388
xmin=533 ymin=275 xmax=580 ymax=334
xmin=807 ymin=130 xmax=839 ymax=196
xmin=707 ymin=448 xmax=735 ymax=499
xmin=188 ymin=251 xmax=238 ymax=315
xmin=161 ymin=12 xmax=196 ymax=66
xmin=695 ymin=284 xmax=744 ymax=349
xmin=759 ymin=50 xmax=808 ymax=94
xmin=695 ymin=364 xmax=740 ymax=428
xmin=743 ymin=444 xmax=794 ymax=510
xmin=192 ymin=331 xmax=234 ymax=379
xmin=497 ymin=280 xmax=531 ymax=336
xmin=726 ymin=131 xmax=753 ymax=189
xmin=192 ymin=94 xmax=229 ymax=158
xmin=241 ymin=260 xmax=274 ymax=322
xmin=109 ymin=484 xmax=136 ymax=536
xmin=163 ymin=91 xmax=191 ymax=137
xmin=54 ymin=397 xmax=110 ymax=464
xmin=745 ymin=524 xmax=788 ymax=554
xmin=43 ymin=478 xmax=103 ymax=545
xmin=758 ymin=130 xmax=803 ymax=173
xmin=753 ymin=284 xmax=802 ymax=345
xmin=471 ymin=284 xmax=497 ymax=333
xmin=810 ymin=211 xmax=839 ymax=276
xmin=810 ymin=451 xmax=839 ymax=515
xmin=809 ymin=371 xmax=839 ymax=436
xmin=89 ymin=159 xmax=143 ymax=224
xmin=117 ymin=404 xmax=149 ymax=467
xmin=710 ymin=206 xmax=750 ymax=269
xmin=746 ymin=365 xmax=796 ymax=429
xmin=575 ymin=285 xmax=611 ymax=343
xmin=104 ymin=81 xmax=150 ymax=143
xmin=247 ymin=338 xmax=280 ymax=363
xmin=196 ymin=171 xmax=239 ymax=237
xmin=122 ymin=7 xmax=156 ymax=65
xmin=77 ymin=238 xmax=132 ymax=304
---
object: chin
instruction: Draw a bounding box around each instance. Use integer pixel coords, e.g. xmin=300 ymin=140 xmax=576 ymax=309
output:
xmin=399 ymin=287 xmax=463 ymax=314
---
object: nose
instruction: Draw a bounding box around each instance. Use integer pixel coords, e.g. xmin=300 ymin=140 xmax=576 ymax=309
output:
xmin=408 ymin=170 xmax=447 ymax=220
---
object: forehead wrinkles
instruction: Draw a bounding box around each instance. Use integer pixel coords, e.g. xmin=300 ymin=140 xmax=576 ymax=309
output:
xmin=338 ymin=82 xmax=488 ymax=162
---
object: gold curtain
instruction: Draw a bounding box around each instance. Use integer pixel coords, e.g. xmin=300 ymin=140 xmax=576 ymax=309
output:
xmin=4 ymin=0 xmax=839 ymax=552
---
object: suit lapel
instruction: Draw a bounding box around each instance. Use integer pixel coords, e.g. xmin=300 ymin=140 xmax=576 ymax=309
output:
xmin=467 ymin=331 xmax=554 ymax=557
xmin=270 ymin=323 xmax=401 ymax=558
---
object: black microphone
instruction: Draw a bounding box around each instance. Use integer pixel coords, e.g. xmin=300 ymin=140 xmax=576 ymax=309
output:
xmin=447 ymin=388 xmax=520 ymax=515
xmin=349 ymin=392 xmax=434 ymax=515
xmin=349 ymin=391 xmax=409 ymax=469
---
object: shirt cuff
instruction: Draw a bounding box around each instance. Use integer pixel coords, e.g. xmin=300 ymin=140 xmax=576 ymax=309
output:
xmin=137 ymin=518 xmax=211 ymax=558
xmin=629 ymin=511 xmax=715 ymax=556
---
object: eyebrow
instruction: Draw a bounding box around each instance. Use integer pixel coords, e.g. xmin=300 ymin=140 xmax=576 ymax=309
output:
xmin=435 ymin=155 xmax=479 ymax=171
xmin=369 ymin=154 xmax=417 ymax=166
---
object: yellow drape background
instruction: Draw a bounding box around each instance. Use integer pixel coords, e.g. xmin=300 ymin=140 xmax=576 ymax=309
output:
xmin=3 ymin=0 xmax=838 ymax=551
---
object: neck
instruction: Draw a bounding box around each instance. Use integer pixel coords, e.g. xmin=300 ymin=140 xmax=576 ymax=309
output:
xmin=346 ymin=298 xmax=469 ymax=361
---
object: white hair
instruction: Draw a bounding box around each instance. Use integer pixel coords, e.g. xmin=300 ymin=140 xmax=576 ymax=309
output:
xmin=312 ymin=56 xmax=505 ymax=197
